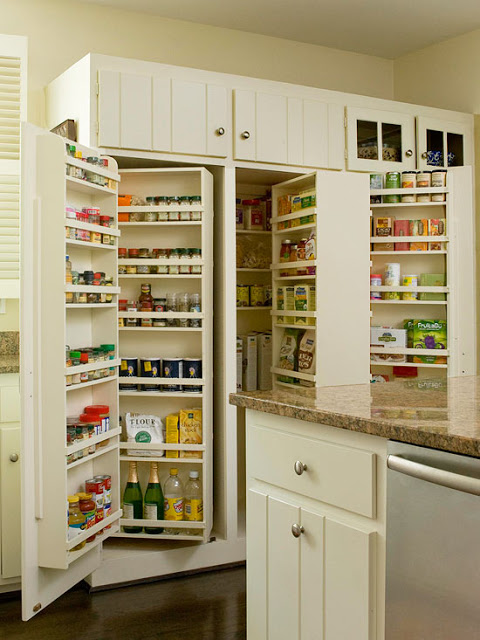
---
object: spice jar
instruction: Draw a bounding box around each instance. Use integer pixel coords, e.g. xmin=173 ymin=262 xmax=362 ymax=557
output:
xmin=169 ymin=248 xmax=180 ymax=274
xmin=190 ymin=248 xmax=202 ymax=274
xmin=100 ymin=215 xmax=110 ymax=227
xmin=280 ymin=240 xmax=292 ymax=263
xmin=128 ymin=248 xmax=139 ymax=259
xmin=144 ymin=211 xmax=157 ymax=222
xmin=118 ymin=248 xmax=127 ymax=259
xmin=139 ymin=248 xmax=150 ymax=259
xmin=129 ymin=210 xmax=144 ymax=223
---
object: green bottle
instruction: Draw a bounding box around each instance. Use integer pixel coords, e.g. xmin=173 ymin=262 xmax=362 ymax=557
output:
xmin=122 ymin=461 xmax=143 ymax=533
xmin=144 ymin=462 xmax=164 ymax=534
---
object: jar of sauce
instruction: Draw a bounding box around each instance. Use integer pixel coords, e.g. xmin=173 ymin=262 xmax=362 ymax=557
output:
xmin=68 ymin=496 xmax=86 ymax=551
xmin=78 ymin=493 xmax=97 ymax=543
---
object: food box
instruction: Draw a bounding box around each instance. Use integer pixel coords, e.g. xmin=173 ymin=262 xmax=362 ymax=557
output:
xmin=418 ymin=273 xmax=446 ymax=301
xmin=394 ymin=219 xmax=410 ymax=251
xmin=277 ymin=195 xmax=293 ymax=217
xmin=277 ymin=328 xmax=302 ymax=384
xmin=291 ymin=196 xmax=302 ymax=212
xmin=236 ymin=337 xmax=243 ymax=392
xmin=165 ymin=413 xmax=180 ymax=458
xmin=118 ymin=194 xmax=132 ymax=206
xmin=236 ymin=284 xmax=250 ymax=307
xmin=276 ymin=286 xmax=295 ymax=324
xmin=373 ymin=242 xmax=394 ymax=251
xmin=373 ymin=217 xmax=393 ymax=237
xmin=179 ymin=408 xmax=202 ymax=458
xmin=257 ymin=332 xmax=272 ymax=391
xmin=294 ymin=285 xmax=316 ymax=325
xmin=370 ymin=327 xmax=407 ymax=363
xmin=241 ymin=334 xmax=257 ymax=391
xmin=298 ymin=329 xmax=316 ymax=386
xmin=404 ymin=319 xmax=447 ymax=364
xmin=409 ymin=219 xmax=429 ymax=236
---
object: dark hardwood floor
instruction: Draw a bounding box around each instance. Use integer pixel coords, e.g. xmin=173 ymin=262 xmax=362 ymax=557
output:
xmin=0 ymin=565 xmax=246 ymax=639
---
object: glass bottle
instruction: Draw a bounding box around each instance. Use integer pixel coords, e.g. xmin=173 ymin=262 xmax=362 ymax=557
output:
xmin=184 ymin=471 xmax=203 ymax=522
xmin=122 ymin=462 xmax=143 ymax=533
xmin=178 ymin=292 xmax=190 ymax=328
xmin=68 ymin=496 xmax=86 ymax=550
xmin=65 ymin=255 xmax=72 ymax=284
xmin=138 ymin=283 xmax=154 ymax=307
xmin=143 ymin=462 xmax=164 ymax=534
xmin=189 ymin=293 xmax=202 ymax=328
xmin=164 ymin=468 xmax=184 ymax=534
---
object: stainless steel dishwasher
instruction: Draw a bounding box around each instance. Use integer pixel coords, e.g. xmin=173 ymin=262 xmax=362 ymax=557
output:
xmin=386 ymin=441 xmax=480 ymax=639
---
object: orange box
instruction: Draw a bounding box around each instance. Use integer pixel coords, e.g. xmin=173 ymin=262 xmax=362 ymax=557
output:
xmin=118 ymin=194 xmax=132 ymax=206
xmin=118 ymin=212 xmax=130 ymax=222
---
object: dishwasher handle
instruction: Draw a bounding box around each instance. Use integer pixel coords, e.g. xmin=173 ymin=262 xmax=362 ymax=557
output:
xmin=387 ymin=454 xmax=480 ymax=497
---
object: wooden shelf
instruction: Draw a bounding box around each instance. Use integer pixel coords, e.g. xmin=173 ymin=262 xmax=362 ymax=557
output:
xmin=273 ymin=223 xmax=316 ymax=235
xmin=120 ymin=518 xmax=206 ymax=530
xmin=66 ymin=175 xmax=116 ymax=196
xmin=118 ymin=273 xmax=202 ymax=279
xmin=66 ymin=440 xmax=119 ymax=469
xmin=65 ymin=217 xmax=121 ymax=237
xmin=65 ymin=359 xmax=120 ymax=376
xmin=370 ymin=202 xmax=447 ymax=208
xmin=119 ymin=221 xmax=202 ymax=227
xmin=119 ymin=311 xmax=204 ymax=320
xmin=120 ymin=455 xmax=204 ymax=464
xmin=119 ymin=390 xmax=203 ymax=398
xmin=273 ymin=275 xmax=316 ymax=282
xmin=66 ymin=239 xmax=117 ymax=251
xmin=120 ymin=258 xmax=203 ymax=266
xmin=66 ymin=303 xmax=117 ymax=309
xmin=371 ymin=250 xmax=447 ymax=255
xmin=370 ymin=347 xmax=449 ymax=357
xmin=371 ymin=285 xmax=448 ymax=293
xmin=370 ymin=187 xmax=448 ymax=196
xmin=65 ymin=155 xmax=120 ymax=182
xmin=118 ymin=205 xmax=203 ymax=213
xmin=66 ymin=374 xmax=118 ymax=391
xmin=120 ymin=442 xmax=205 ymax=452
xmin=66 ymin=427 xmax=122 ymax=456
xmin=274 ymin=323 xmax=316 ymax=330
xmin=236 ymin=268 xmax=271 ymax=273
xmin=66 ymin=510 xmax=122 ymax=554
xmin=236 ymin=229 xmax=271 ymax=235
xmin=271 ymin=367 xmax=316 ymax=382
xmin=370 ymin=361 xmax=448 ymax=369
xmin=271 ymin=207 xmax=316 ymax=224
xmin=271 ymin=260 xmax=317 ymax=270
xmin=119 ymin=376 xmax=204 ymax=386
xmin=112 ymin=531 xmax=204 ymax=541
xmin=371 ymin=299 xmax=447 ymax=305
xmin=66 ymin=285 xmax=121 ymax=294
xmin=271 ymin=310 xmax=317 ymax=318
xmin=119 ymin=326 xmax=202 ymax=332
xmin=370 ymin=236 xmax=448 ymax=243
xmin=237 ymin=306 xmax=272 ymax=311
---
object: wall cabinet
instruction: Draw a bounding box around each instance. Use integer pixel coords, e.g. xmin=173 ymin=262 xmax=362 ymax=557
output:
xmin=346 ymin=106 xmax=416 ymax=172
xmin=98 ymin=71 xmax=228 ymax=157
xmin=233 ymin=89 xmax=344 ymax=169
xmin=416 ymin=116 xmax=472 ymax=171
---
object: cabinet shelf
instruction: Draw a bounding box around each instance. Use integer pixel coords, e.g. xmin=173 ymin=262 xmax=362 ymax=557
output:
xmin=111 ymin=531 xmax=204 ymax=541
xmin=119 ymin=455 xmax=204 ymax=464
xmin=273 ymin=223 xmax=316 ymax=235
xmin=371 ymin=250 xmax=447 ymax=255
xmin=370 ymin=361 xmax=448 ymax=369
xmin=271 ymin=260 xmax=317 ymax=270
xmin=371 ymin=285 xmax=448 ymax=293
xmin=65 ymin=155 xmax=120 ymax=182
xmin=65 ymin=285 xmax=121 ymax=294
xmin=119 ymin=221 xmax=202 ymax=227
xmin=120 ymin=258 xmax=203 ymax=266
xmin=271 ymin=367 xmax=316 ymax=382
xmin=119 ymin=376 xmax=204 ymax=387
xmin=120 ymin=518 xmax=206 ymax=530
xmin=274 ymin=323 xmax=316 ymax=330
xmin=66 ymin=303 xmax=117 ymax=309
xmin=119 ymin=390 xmax=203 ymax=398
xmin=66 ymin=440 xmax=119 ymax=469
xmin=236 ymin=268 xmax=271 ymax=273
xmin=237 ymin=306 xmax=272 ymax=311
xmin=66 ymin=509 xmax=122 ymax=554
xmin=370 ymin=202 xmax=446 ymax=208
xmin=65 ymin=217 xmax=121 ymax=237
xmin=65 ymin=359 xmax=120 ymax=376
xmin=120 ymin=442 xmax=205 ymax=452
xmin=118 ymin=273 xmax=202 ymax=279
xmin=66 ymin=239 xmax=117 ymax=251
xmin=370 ymin=347 xmax=449 ymax=357
xmin=271 ymin=207 xmax=316 ymax=224
xmin=370 ymin=187 xmax=448 ymax=196
xmin=66 ymin=374 xmax=118 ymax=391
xmin=370 ymin=236 xmax=448 ymax=243
xmin=271 ymin=310 xmax=317 ymax=318
xmin=371 ymin=299 xmax=447 ymax=305
xmin=273 ymin=275 xmax=316 ymax=282
xmin=236 ymin=229 xmax=271 ymax=236
xmin=119 ymin=326 xmax=202 ymax=332
xmin=66 ymin=175 xmax=116 ymax=196
xmin=66 ymin=427 xmax=122 ymax=456
xmin=118 ymin=205 xmax=204 ymax=213
xmin=119 ymin=311 xmax=204 ymax=320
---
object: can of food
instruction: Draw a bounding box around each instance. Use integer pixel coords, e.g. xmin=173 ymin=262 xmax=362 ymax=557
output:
xmin=250 ymin=284 xmax=265 ymax=307
xmin=162 ymin=358 xmax=183 ymax=392
xmin=370 ymin=274 xmax=382 ymax=300
xmin=401 ymin=171 xmax=417 ymax=189
xmin=94 ymin=475 xmax=112 ymax=506
xmin=369 ymin=173 xmax=383 ymax=190
xmin=431 ymin=170 xmax=447 ymax=187
xmin=416 ymin=171 xmax=432 ymax=188
xmin=416 ymin=192 xmax=432 ymax=203
xmin=236 ymin=284 xmax=250 ymax=307
xmin=140 ymin=357 xmax=161 ymax=391
xmin=384 ymin=171 xmax=401 ymax=204
xmin=95 ymin=507 xmax=104 ymax=535
xmin=402 ymin=275 xmax=418 ymax=300
xmin=182 ymin=358 xmax=202 ymax=393
xmin=119 ymin=357 xmax=138 ymax=391
xmin=384 ymin=263 xmax=401 ymax=286
xmin=85 ymin=478 xmax=104 ymax=510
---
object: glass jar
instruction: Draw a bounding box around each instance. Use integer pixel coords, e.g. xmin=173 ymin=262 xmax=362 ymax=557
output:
xmin=178 ymin=292 xmax=190 ymax=327
xmin=179 ymin=249 xmax=191 ymax=274
xmin=166 ymin=292 xmax=178 ymax=327
xmin=102 ymin=233 xmax=111 ymax=245
xmin=68 ymin=496 xmax=86 ymax=551
xmin=91 ymin=232 xmax=102 ymax=244
xmin=100 ymin=215 xmax=111 ymax=227
xmin=87 ymin=211 xmax=100 ymax=226
xmin=144 ymin=211 xmax=157 ymax=222
xmin=87 ymin=292 xmax=98 ymax=304
xmin=126 ymin=265 xmax=137 ymax=275
xmin=118 ymin=263 xmax=127 ymax=274
xmin=169 ymin=248 xmax=180 ymax=274
xmin=189 ymin=293 xmax=202 ymax=328
xmin=139 ymin=248 xmax=150 ymax=259
xmin=128 ymin=248 xmax=140 ymax=259
xmin=190 ymin=248 xmax=202 ymax=273
xmin=118 ymin=247 xmax=127 ymax=260
xmin=136 ymin=264 xmax=150 ymax=275
xmin=129 ymin=210 xmax=144 ymax=223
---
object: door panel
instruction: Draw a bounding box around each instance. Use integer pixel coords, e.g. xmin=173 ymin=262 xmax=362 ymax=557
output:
xmin=324 ymin=519 xmax=375 ymax=640
xmin=287 ymin=97 xmax=303 ymax=166
xmin=98 ymin=70 xmax=120 ymax=148
xmin=300 ymin=509 xmax=325 ymax=640
xmin=303 ymin=100 xmax=328 ymax=168
xmin=233 ymin=89 xmax=256 ymax=160
xmin=416 ymin=116 xmax=472 ymax=171
xmin=172 ymin=80 xmax=206 ymax=155
xmin=152 ymin=76 xmax=171 ymax=152
xmin=0 ymin=383 xmax=20 ymax=422
xmin=0 ymin=425 xmax=20 ymax=578
xmin=268 ymin=496 xmax=300 ymax=640
xmin=256 ymin=93 xmax=288 ymax=164
xmin=327 ymin=103 xmax=345 ymax=170
xmin=247 ymin=489 xmax=268 ymax=640
xmin=120 ymin=73 xmax=152 ymax=151
xmin=206 ymin=85 xmax=228 ymax=158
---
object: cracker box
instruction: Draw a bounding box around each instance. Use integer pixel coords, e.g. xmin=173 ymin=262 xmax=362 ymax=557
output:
xmin=241 ymin=334 xmax=257 ymax=391
xmin=370 ymin=326 xmax=407 ymax=363
xmin=276 ymin=286 xmax=295 ymax=324
xmin=180 ymin=408 xmax=202 ymax=458
xmin=404 ymin=319 xmax=447 ymax=364
xmin=165 ymin=413 xmax=179 ymax=458
xmin=257 ymin=332 xmax=272 ymax=391
xmin=373 ymin=217 xmax=393 ymax=237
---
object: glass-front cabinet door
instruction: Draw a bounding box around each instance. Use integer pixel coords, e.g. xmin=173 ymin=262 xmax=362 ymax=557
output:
xmin=346 ymin=107 xmax=416 ymax=172
xmin=416 ymin=116 xmax=472 ymax=171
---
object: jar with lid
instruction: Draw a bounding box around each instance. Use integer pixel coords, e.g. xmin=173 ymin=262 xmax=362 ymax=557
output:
xmin=190 ymin=248 xmax=202 ymax=274
xmin=169 ymin=249 xmax=181 ymax=274
xmin=144 ymin=210 xmax=157 ymax=222
xmin=179 ymin=249 xmax=191 ymax=274
xmin=71 ymin=271 xmax=79 ymax=285
xmin=91 ymin=231 xmax=102 ymax=244
xmin=153 ymin=248 xmax=169 ymax=274
xmin=156 ymin=196 xmax=169 ymax=207
xmin=289 ymin=244 xmax=298 ymax=263
xmin=191 ymin=195 xmax=201 ymax=206
xmin=84 ymin=271 xmax=94 ymax=285
xmin=118 ymin=247 xmax=127 ymax=260
xmin=87 ymin=292 xmax=98 ymax=304
xmin=166 ymin=292 xmax=178 ymax=327
xmin=128 ymin=248 xmax=140 ymax=259
xmin=74 ymin=291 xmax=87 ymax=304
xmin=87 ymin=210 xmax=100 ymax=226
xmin=68 ymin=496 xmax=86 ymax=550
xmin=129 ymin=210 xmax=144 ymax=223
xmin=280 ymin=240 xmax=292 ymax=263
xmin=78 ymin=493 xmax=97 ymax=543
xmin=146 ymin=196 xmax=155 ymax=206
xmin=105 ymin=277 xmax=113 ymax=303
xmin=189 ymin=293 xmax=202 ymax=328
xmin=139 ymin=284 xmax=154 ymax=307
xmin=169 ymin=196 xmax=180 ymax=206
xmin=178 ymin=292 xmax=190 ymax=327
xmin=126 ymin=301 xmax=138 ymax=327
xmin=100 ymin=215 xmax=111 ymax=227
xmin=102 ymin=233 xmax=111 ymax=245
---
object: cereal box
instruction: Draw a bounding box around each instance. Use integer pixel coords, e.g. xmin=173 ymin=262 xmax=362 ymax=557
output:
xmin=294 ymin=285 xmax=316 ymax=326
xmin=241 ymin=334 xmax=257 ymax=391
xmin=165 ymin=413 xmax=179 ymax=458
xmin=180 ymin=408 xmax=203 ymax=458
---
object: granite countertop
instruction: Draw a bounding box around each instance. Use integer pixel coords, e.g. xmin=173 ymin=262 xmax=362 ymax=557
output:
xmin=230 ymin=376 xmax=480 ymax=458
xmin=0 ymin=331 xmax=19 ymax=374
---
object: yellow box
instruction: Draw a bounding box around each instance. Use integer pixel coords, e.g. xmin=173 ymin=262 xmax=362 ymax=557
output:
xmin=180 ymin=408 xmax=203 ymax=458
xmin=165 ymin=413 xmax=179 ymax=458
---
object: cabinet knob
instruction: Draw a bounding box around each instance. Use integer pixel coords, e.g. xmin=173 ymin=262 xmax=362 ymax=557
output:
xmin=421 ymin=152 xmax=428 ymax=159
xmin=291 ymin=523 xmax=305 ymax=538
xmin=294 ymin=460 xmax=307 ymax=475
xmin=241 ymin=130 xmax=251 ymax=140
xmin=405 ymin=149 xmax=413 ymax=157
xmin=9 ymin=453 xmax=19 ymax=463
xmin=216 ymin=127 xmax=225 ymax=136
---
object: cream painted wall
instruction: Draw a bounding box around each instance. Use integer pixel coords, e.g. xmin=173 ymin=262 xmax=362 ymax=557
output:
xmin=1 ymin=0 xmax=394 ymax=127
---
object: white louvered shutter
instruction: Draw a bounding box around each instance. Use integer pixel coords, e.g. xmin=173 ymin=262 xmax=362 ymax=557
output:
xmin=0 ymin=35 xmax=27 ymax=298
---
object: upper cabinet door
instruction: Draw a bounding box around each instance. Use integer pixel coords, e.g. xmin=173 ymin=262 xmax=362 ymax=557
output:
xmin=346 ymin=106 xmax=416 ymax=172
xmin=206 ymin=84 xmax=228 ymax=158
xmin=256 ymin=92 xmax=288 ymax=164
xmin=98 ymin=69 xmax=120 ymax=148
xmin=172 ymin=79 xmax=206 ymax=156
xmin=416 ymin=116 xmax=473 ymax=171
xmin=234 ymin=89 xmax=256 ymax=161
xmin=120 ymin=73 xmax=152 ymax=151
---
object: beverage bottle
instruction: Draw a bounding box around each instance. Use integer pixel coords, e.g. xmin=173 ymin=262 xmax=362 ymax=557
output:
xmin=65 ymin=255 xmax=72 ymax=284
xmin=138 ymin=283 xmax=154 ymax=309
xmin=122 ymin=461 xmax=143 ymax=533
xmin=143 ymin=462 xmax=164 ymax=534
xmin=189 ymin=293 xmax=201 ymax=328
xmin=185 ymin=471 xmax=203 ymax=522
xmin=163 ymin=468 xmax=184 ymax=534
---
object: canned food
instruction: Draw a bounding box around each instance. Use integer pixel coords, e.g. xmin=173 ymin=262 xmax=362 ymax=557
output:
xmin=432 ymin=170 xmax=447 ymax=187
xmin=119 ymin=357 xmax=138 ymax=391
xmin=384 ymin=171 xmax=401 ymax=203
xmin=162 ymin=358 xmax=183 ymax=392
xmin=140 ymin=357 xmax=161 ymax=391
xmin=85 ymin=478 xmax=104 ymax=510
xmin=183 ymin=358 xmax=202 ymax=393
xmin=94 ymin=475 xmax=112 ymax=507
xmin=402 ymin=275 xmax=418 ymax=300
xmin=250 ymin=284 xmax=265 ymax=307
xmin=369 ymin=174 xmax=383 ymax=190
xmin=416 ymin=171 xmax=432 ymax=188
xmin=370 ymin=274 xmax=382 ymax=300
xmin=236 ymin=285 xmax=250 ymax=307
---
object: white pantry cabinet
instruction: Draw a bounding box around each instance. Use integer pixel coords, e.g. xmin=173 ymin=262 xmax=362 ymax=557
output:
xmin=233 ymin=89 xmax=344 ymax=169
xmin=98 ymin=70 xmax=228 ymax=157
xmin=246 ymin=410 xmax=386 ymax=640
xmin=416 ymin=116 xmax=473 ymax=171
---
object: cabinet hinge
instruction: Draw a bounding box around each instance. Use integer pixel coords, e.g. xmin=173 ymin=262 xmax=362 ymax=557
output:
xmin=95 ymin=82 xmax=99 ymax=96
xmin=95 ymin=122 xmax=99 ymax=134
xmin=344 ymin=116 xmax=347 ymax=128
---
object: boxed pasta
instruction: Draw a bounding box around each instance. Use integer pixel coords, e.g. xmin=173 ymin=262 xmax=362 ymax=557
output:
xmin=180 ymin=408 xmax=202 ymax=458
xmin=165 ymin=413 xmax=179 ymax=459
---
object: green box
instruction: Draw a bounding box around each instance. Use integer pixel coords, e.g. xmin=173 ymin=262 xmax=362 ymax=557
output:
xmin=404 ymin=319 xmax=447 ymax=364
xmin=418 ymin=273 xmax=446 ymax=301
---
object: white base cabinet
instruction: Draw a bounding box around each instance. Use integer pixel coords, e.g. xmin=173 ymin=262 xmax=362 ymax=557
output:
xmin=246 ymin=409 xmax=387 ymax=640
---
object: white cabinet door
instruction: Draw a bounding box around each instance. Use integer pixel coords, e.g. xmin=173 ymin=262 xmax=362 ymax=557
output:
xmin=256 ymin=93 xmax=288 ymax=164
xmin=303 ymin=99 xmax=328 ymax=169
xmin=206 ymin=84 xmax=228 ymax=157
xmin=234 ymin=89 xmax=256 ymax=161
xmin=120 ymin=73 xmax=152 ymax=151
xmin=247 ymin=489 xmax=268 ymax=639
xmin=152 ymin=76 xmax=172 ymax=152
xmin=299 ymin=508 xmax=325 ymax=640
xmin=172 ymin=80 xmax=206 ymax=156
xmin=98 ymin=69 xmax=120 ymax=148
xmin=0 ymin=425 xmax=20 ymax=578
xmin=416 ymin=116 xmax=472 ymax=171
xmin=0 ymin=382 xmax=20 ymax=423
xmin=346 ymin=106 xmax=416 ymax=172
xmin=324 ymin=519 xmax=376 ymax=640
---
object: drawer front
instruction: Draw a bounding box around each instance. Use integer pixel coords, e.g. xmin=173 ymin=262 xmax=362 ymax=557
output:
xmin=0 ymin=425 xmax=21 ymax=578
xmin=0 ymin=385 xmax=20 ymax=423
xmin=248 ymin=425 xmax=375 ymax=518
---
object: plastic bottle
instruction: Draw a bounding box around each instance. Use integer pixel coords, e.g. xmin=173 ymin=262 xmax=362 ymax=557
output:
xmin=65 ymin=255 xmax=72 ymax=284
xmin=185 ymin=471 xmax=203 ymax=522
xmin=164 ymin=468 xmax=184 ymax=534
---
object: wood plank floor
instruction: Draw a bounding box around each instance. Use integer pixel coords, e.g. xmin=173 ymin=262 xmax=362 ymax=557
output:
xmin=0 ymin=566 xmax=246 ymax=639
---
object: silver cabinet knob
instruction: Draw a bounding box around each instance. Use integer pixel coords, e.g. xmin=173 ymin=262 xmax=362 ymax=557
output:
xmin=216 ymin=127 xmax=225 ymax=136
xmin=421 ymin=152 xmax=428 ymax=159
xmin=241 ymin=131 xmax=250 ymax=139
xmin=291 ymin=523 xmax=305 ymax=538
xmin=294 ymin=460 xmax=307 ymax=475
xmin=405 ymin=149 xmax=413 ymax=157
xmin=9 ymin=453 xmax=19 ymax=462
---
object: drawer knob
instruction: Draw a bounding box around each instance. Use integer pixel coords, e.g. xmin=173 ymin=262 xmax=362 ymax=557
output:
xmin=216 ymin=127 xmax=225 ymax=136
xmin=405 ymin=149 xmax=413 ymax=157
xmin=291 ymin=523 xmax=305 ymax=538
xmin=9 ymin=453 xmax=19 ymax=462
xmin=241 ymin=130 xmax=251 ymax=140
xmin=421 ymin=152 xmax=428 ymax=159
xmin=294 ymin=460 xmax=307 ymax=475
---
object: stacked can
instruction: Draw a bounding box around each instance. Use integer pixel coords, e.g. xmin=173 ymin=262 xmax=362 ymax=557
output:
xmin=95 ymin=475 xmax=112 ymax=530
xmin=384 ymin=263 xmax=401 ymax=300
xmin=85 ymin=478 xmax=105 ymax=535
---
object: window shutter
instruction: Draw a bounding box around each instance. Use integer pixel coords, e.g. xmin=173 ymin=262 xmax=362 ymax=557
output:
xmin=0 ymin=36 xmax=26 ymax=298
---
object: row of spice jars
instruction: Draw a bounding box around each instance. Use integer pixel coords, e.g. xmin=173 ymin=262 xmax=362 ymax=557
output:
xmin=120 ymin=210 xmax=202 ymax=223
xmin=66 ymin=291 xmax=115 ymax=304
xmin=66 ymin=405 xmax=110 ymax=464
xmin=66 ymin=144 xmax=109 ymax=169
xmin=66 ymin=163 xmax=116 ymax=189
xmin=371 ymin=170 xmax=447 ymax=204
xmin=118 ymin=247 xmax=202 ymax=275
xmin=119 ymin=292 xmax=202 ymax=328
xmin=66 ymin=206 xmax=114 ymax=228
xmin=66 ymin=225 xmax=116 ymax=246
xmin=65 ymin=345 xmax=117 ymax=385
xmin=66 ymin=268 xmax=114 ymax=286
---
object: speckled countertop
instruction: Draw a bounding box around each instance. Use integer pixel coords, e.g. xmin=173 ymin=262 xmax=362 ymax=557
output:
xmin=230 ymin=376 xmax=480 ymax=458
xmin=0 ymin=331 xmax=19 ymax=374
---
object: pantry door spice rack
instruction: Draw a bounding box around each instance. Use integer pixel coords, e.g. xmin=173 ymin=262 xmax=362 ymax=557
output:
xmin=270 ymin=170 xmax=371 ymax=389
xmin=112 ymin=167 xmax=213 ymax=543
xmin=369 ymin=167 xmax=475 ymax=378
xmin=21 ymin=126 xmax=122 ymax=620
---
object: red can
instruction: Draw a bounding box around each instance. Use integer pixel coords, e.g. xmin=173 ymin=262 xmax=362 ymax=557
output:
xmin=85 ymin=478 xmax=104 ymax=510
xmin=94 ymin=475 xmax=112 ymax=529
xmin=95 ymin=507 xmax=104 ymax=535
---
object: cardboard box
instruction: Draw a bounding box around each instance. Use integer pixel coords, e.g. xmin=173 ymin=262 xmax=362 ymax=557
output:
xmin=373 ymin=217 xmax=393 ymax=237
xmin=236 ymin=337 xmax=243 ymax=392
xmin=370 ymin=326 xmax=407 ymax=363
xmin=241 ymin=334 xmax=257 ymax=391
xmin=418 ymin=273 xmax=446 ymax=301
xmin=179 ymin=408 xmax=202 ymax=458
xmin=165 ymin=413 xmax=179 ymax=458
xmin=257 ymin=333 xmax=272 ymax=391
xmin=294 ymin=285 xmax=316 ymax=326
xmin=404 ymin=319 xmax=447 ymax=364
xmin=276 ymin=286 xmax=295 ymax=324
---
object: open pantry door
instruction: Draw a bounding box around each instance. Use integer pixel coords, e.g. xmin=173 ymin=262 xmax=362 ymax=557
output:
xmin=21 ymin=123 xmax=122 ymax=620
